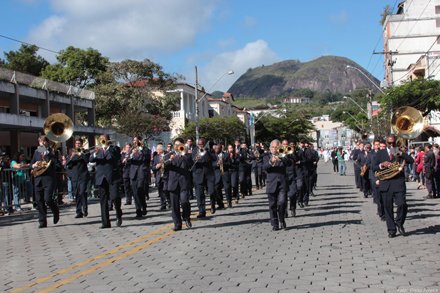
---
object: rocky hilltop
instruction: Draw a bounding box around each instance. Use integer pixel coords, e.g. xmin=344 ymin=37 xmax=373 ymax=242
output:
xmin=227 ymin=56 xmax=380 ymax=99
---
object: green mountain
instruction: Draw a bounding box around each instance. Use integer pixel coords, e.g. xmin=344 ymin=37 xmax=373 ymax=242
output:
xmin=227 ymin=56 xmax=380 ymax=99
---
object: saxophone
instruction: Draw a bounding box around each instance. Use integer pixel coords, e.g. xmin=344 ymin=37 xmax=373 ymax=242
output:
xmin=360 ymin=163 xmax=368 ymax=177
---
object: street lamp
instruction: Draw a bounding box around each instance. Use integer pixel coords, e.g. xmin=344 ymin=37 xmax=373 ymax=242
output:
xmin=251 ymin=104 xmax=278 ymax=145
xmin=346 ymin=65 xmax=386 ymax=95
xmin=342 ymin=96 xmax=368 ymax=116
xmin=343 ymin=111 xmax=364 ymax=129
xmin=195 ymin=67 xmax=234 ymax=141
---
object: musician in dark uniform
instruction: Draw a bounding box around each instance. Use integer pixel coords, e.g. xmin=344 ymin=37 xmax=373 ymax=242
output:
xmin=253 ymin=143 xmax=264 ymax=189
xmin=66 ymin=138 xmax=90 ymax=218
xmin=152 ymin=144 xmax=170 ymax=210
xmin=351 ymin=142 xmax=363 ymax=191
xmin=283 ymin=139 xmax=298 ymax=217
xmin=238 ymin=143 xmax=255 ymax=198
xmin=260 ymin=144 xmax=268 ymax=187
xmin=309 ymin=144 xmax=319 ymax=193
xmin=331 ymin=147 xmax=339 ymax=174
xmin=356 ymin=143 xmax=372 ymax=198
xmin=424 ymin=144 xmax=436 ymax=199
xmin=89 ymin=134 xmax=122 ymax=228
xmin=30 ymin=135 xmax=60 ymax=228
xmin=121 ymin=143 xmax=133 ymax=205
xmin=192 ymin=138 xmax=217 ymax=217
xmin=366 ymin=139 xmax=384 ymax=220
xmin=186 ymin=138 xmax=196 ymax=200
xmin=164 ymin=138 xmax=193 ymax=231
xmin=372 ymin=134 xmax=414 ymax=238
xmin=296 ymin=138 xmax=310 ymax=208
xmin=127 ymin=136 xmax=150 ymax=218
xmin=228 ymin=144 xmax=240 ymax=203
xmin=263 ymin=139 xmax=288 ymax=231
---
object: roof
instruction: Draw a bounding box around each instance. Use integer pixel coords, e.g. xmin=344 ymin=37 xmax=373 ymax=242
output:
xmin=222 ymin=92 xmax=234 ymax=101
xmin=125 ymin=79 xmax=207 ymax=93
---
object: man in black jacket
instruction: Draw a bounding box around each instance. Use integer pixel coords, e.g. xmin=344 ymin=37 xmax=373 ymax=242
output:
xmin=366 ymin=139 xmax=384 ymax=220
xmin=66 ymin=138 xmax=90 ymax=218
xmin=263 ymin=139 xmax=288 ymax=231
xmin=30 ymin=135 xmax=60 ymax=228
xmin=152 ymin=144 xmax=170 ymax=210
xmin=424 ymin=143 xmax=436 ymax=199
xmin=238 ymin=143 xmax=255 ymax=198
xmin=128 ymin=136 xmax=150 ymax=218
xmin=351 ymin=143 xmax=363 ymax=191
xmin=165 ymin=138 xmax=193 ymax=231
xmin=192 ymin=138 xmax=216 ymax=217
xmin=121 ymin=143 xmax=133 ymax=205
xmin=89 ymin=135 xmax=122 ymax=228
xmin=372 ymin=134 xmax=414 ymax=238
xmin=296 ymin=138 xmax=309 ymax=208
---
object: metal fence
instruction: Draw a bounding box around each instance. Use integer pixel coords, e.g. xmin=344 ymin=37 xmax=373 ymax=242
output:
xmin=0 ymin=168 xmax=33 ymax=212
xmin=0 ymin=67 xmax=95 ymax=100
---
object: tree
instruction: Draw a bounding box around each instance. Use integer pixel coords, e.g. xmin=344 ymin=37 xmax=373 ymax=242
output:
xmin=211 ymin=91 xmax=224 ymax=99
xmin=0 ymin=44 xmax=49 ymax=76
xmin=41 ymin=46 xmax=108 ymax=88
xmin=255 ymin=108 xmax=315 ymax=146
xmin=93 ymin=59 xmax=182 ymax=140
xmin=380 ymin=5 xmax=393 ymax=26
xmin=379 ymin=78 xmax=440 ymax=116
xmin=181 ymin=116 xmax=247 ymax=145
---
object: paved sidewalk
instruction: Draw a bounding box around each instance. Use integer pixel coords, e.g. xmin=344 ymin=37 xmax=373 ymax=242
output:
xmin=1 ymin=162 xmax=439 ymax=292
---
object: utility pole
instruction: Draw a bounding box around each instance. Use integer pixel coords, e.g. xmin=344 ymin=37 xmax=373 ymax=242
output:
xmin=195 ymin=66 xmax=199 ymax=142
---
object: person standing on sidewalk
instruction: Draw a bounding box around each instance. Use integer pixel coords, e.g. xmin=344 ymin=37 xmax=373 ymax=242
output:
xmin=331 ymin=147 xmax=339 ymax=174
xmin=263 ymin=139 xmax=288 ymax=231
xmin=423 ymin=143 xmax=436 ymax=199
xmin=372 ymin=134 xmax=414 ymax=238
xmin=337 ymin=147 xmax=346 ymax=176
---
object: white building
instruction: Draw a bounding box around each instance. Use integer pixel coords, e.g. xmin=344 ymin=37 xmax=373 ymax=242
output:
xmin=283 ymin=97 xmax=310 ymax=104
xmin=383 ymin=0 xmax=440 ymax=86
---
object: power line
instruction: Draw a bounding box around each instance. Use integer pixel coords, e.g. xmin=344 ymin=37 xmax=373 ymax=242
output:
xmin=0 ymin=34 xmax=59 ymax=54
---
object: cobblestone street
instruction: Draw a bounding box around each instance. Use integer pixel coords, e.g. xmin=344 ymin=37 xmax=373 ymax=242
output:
xmin=1 ymin=162 xmax=439 ymax=293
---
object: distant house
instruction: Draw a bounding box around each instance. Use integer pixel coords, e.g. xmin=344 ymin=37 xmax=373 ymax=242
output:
xmin=283 ymin=97 xmax=310 ymax=104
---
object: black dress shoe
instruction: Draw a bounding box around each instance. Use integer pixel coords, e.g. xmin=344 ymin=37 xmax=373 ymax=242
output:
xmin=196 ymin=214 xmax=206 ymax=218
xmin=135 ymin=214 xmax=143 ymax=218
xmin=272 ymin=226 xmax=280 ymax=231
xmin=228 ymin=201 xmax=233 ymax=208
xmin=217 ymin=206 xmax=224 ymax=210
xmin=142 ymin=209 xmax=147 ymax=216
xmin=291 ymin=210 xmax=296 ymax=217
xmin=124 ymin=202 xmax=132 ymax=206
xmin=185 ymin=220 xmax=192 ymax=229
xmin=116 ymin=218 xmax=122 ymax=227
xmin=53 ymin=212 xmax=59 ymax=224
xmin=388 ymin=233 xmax=396 ymax=238
xmin=298 ymin=202 xmax=304 ymax=208
xmin=397 ymin=226 xmax=406 ymax=236
xmin=38 ymin=224 xmax=47 ymax=229
xmin=211 ymin=207 xmax=216 ymax=214
xmin=99 ymin=225 xmax=111 ymax=229
xmin=380 ymin=216 xmax=386 ymax=221
xmin=83 ymin=211 xmax=88 ymax=217
xmin=173 ymin=226 xmax=182 ymax=231
xmin=109 ymin=206 xmax=114 ymax=211
xmin=160 ymin=206 xmax=167 ymax=211
xmin=304 ymin=203 xmax=309 ymax=207
xmin=281 ymin=221 xmax=287 ymax=230
xmin=75 ymin=214 xmax=83 ymax=219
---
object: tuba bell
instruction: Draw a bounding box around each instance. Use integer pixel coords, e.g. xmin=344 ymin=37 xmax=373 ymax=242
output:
xmin=360 ymin=130 xmax=374 ymax=142
xmin=375 ymin=106 xmax=424 ymax=180
xmin=33 ymin=113 xmax=74 ymax=177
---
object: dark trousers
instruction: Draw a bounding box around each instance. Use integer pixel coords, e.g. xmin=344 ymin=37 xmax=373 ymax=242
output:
xmin=354 ymin=166 xmax=361 ymax=189
xmin=262 ymin=171 xmax=267 ymax=186
xmin=426 ymin=176 xmax=436 ymax=194
xmin=434 ymin=170 xmax=440 ymax=196
xmin=55 ymin=174 xmax=64 ymax=204
xmin=312 ymin=169 xmax=317 ymax=188
xmin=132 ymin=179 xmax=147 ymax=216
xmin=371 ymin=179 xmax=384 ymax=217
xmin=170 ymin=186 xmax=190 ymax=227
xmin=195 ymin=176 xmax=215 ymax=215
xmin=295 ymin=178 xmax=304 ymax=206
xmin=35 ymin=181 xmax=59 ymax=226
xmin=254 ymin=165 xmax=263 ymax=188
xmin=231 ymin=170 xmax=239 ymax=199
xmin=188 ymin=171 xmax=194 ymax=198
xmin=239 ymin=169 xmax=252 ymax=196
xmin=267 ymin=183 xmax=287 ymax=228
xmin=287 ymin=178 xmax=298 ymax=212
xmin=214 ymin=177 xmax=225 ymax=209
xmin=382 ymin=189 xmax=407 ymax=234
xmin=123 ymin=177 xmax=132 ymax=204
xmin=98 ymin=179 xmax=121 ymax=227
xmin=158 ymin=181 xmax=170 ymax=208
xmin=222 ymin=173 xmax=232 ymax=204
xmin=361 ymin=176 xmax=371 ymax=197
xmin=332 ymin=160 xmax=339 ymax=173
xmin=73 ymin=179 xmax=87 ymax=215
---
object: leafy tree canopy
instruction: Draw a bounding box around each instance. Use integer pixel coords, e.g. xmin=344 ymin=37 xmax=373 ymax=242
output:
xmin=41 ymin=46 xmax=108 ymax=88
xmin=181 ymin=116 xmax=247 ymax=145
xmin=379 ymin=78 xmax=440 ymax=116
xmin=380 ymin=5 xmax=393 ymax=26
xmin=0 ymin=44 xmax=49 ymax=76
xmin=211 ymin=91 xmax=224 ymax=99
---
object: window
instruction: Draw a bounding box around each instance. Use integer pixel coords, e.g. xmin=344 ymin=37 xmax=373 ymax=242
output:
xmin=208 ymin=109 xmax=215 ymax=118
xmin=435 ymin=6 xmax=440 ymax=14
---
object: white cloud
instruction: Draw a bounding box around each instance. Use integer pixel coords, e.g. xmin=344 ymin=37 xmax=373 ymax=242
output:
xmin=25 ymin=0 xmax=217 ymax=62
xmin=328 ymin=10 xmax=349 ymax=26
xmin=192 ymin=40 xmax=281 ymax=92
xmin=217 ymin=37 xmax=236 ymax=50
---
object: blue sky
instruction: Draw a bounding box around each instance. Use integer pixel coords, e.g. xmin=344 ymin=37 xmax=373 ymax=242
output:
xmin=0 ymin=0 xmax=394 ymax=92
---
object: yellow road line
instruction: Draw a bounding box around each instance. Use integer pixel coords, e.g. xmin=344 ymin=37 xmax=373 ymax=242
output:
xmin=14 ymin=186 xmax=261 ymax=292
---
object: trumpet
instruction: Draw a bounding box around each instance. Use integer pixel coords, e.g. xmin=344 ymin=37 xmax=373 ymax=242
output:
xmin=176 ymin=144 xmax=187 ymax=155
xmin=219 ymin=152 xmax=225 ymax=175
xmin=98 ymin=137 xmax=115 ymax=147
xmin=285 ymin=145 xmax=295 ymax=155
xmin=74 ymin=147 xmax=83 ymax=156
xmin=275 ymin=146 xmax=287 ymax=158
xmin=189 ymin=141 xmax=210 ymax=171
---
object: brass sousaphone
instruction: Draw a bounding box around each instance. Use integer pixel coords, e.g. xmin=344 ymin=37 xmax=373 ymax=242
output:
xmin=32 ymin=113 xmax=74 ymax=177
xmin=375 ymin=106 xmax=424 ymax=180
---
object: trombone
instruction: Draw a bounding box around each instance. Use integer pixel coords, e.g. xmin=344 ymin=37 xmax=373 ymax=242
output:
xmin=189 ymin=141 xmax=210 ymax=171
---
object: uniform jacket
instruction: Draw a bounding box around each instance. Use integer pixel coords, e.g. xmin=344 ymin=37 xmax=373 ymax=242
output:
xmin=263 ymin=153 xmax=289 ymax=193
xmin=164 ymin=152 xmax=193 ymax=191
xmin=128 ymin=147 xmax=151 ymax=181
xmin=66 ymin=151 xmax=90 ymax=182
xmin=89 ymin=145 xmax=122 ymax=186
xmin=30 ymin=149 xmax=57 ymax=187
xmin=192 ymin=147 xmax=216 ymax=184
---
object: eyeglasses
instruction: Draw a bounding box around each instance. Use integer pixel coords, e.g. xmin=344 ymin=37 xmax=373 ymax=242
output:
xmin=387 ymin=141 xmax=396 ymax=145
